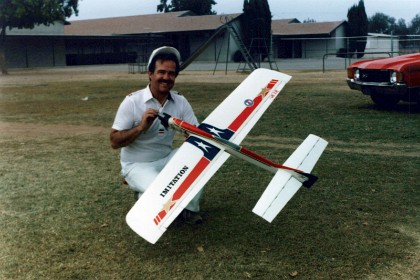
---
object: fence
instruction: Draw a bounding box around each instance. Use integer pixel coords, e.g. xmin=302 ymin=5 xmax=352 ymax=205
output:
xmin=275 ymin=34 xmax=419 ymax=59
xmin=322 ymin=52 xmax=399 ymax=72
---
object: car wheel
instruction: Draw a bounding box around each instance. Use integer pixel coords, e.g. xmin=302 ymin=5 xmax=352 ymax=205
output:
xmin=370 ymin=94 xmax=400 ymax=108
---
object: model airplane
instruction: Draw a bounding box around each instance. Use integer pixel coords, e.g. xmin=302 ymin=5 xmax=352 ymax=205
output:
xmin=126 ymin=69 xmax=328 ymax=244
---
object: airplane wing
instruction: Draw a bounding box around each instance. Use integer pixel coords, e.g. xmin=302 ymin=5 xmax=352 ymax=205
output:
xmin=198 ymin=68 xmax=291 ymax=144
xmin=126 ymin=69 xmax=293 ymax=243
xmin=126 ymin=135 xmax=229 ymax=244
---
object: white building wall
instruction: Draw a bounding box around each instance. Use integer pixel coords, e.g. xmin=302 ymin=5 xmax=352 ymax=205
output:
xmin=191 ymin=28 xmax=240 ymax=62
xmin=6 ymin=36 xmax=66 ymax=68
xmin=302 ymin=39 xmax=330 ymax=58
xmin=5 ymin=21 xmax=66 ymax=68
xmin=302 ymin=25 xmax=347 ymax=58
xmin=334 ymin=25 xmax=346 ymax=50
xmin=365 ymin=34 xmax=399 ymax=57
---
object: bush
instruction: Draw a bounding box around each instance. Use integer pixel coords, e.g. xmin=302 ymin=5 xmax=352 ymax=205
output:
xmin=233 ymin=50 xmax=244 ymax=62
xmin=336 ymin=48 xmax=349 ymax=58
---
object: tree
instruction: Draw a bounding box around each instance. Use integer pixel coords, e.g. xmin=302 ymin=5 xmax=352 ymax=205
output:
xmin=0 ymin=0 xmax=79 ymax=74
xmin=157 ymin=0 xmax=171 ymax=12
xmin=408 ymin=14 xmax=420 ymax=34
xmin=241 ymin=0 xmax=272 ymax=60
xmin=394 ymin=19 xmax=409 ymax=36
xmin=368 ymin=12 xmax=414 ymax=36
xmin=347 ymin=0 xmax=368 ymax=58
xmin=157 ymin=0 xmax=216 ymax=15
xmin=368 ymin=12 xmax=396 ymax=34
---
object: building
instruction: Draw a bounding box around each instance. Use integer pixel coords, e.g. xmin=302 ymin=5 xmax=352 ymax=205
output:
xmin=271 ymin=19 xmax=347 ymax=58
xmin=3 ymin=11 xmax=358 ymax=69
xmin=63 ymin=11 xmax=242 ymax=66
xmin=4 ymin=21 xmax=68 ymax=68
xmin=365 ymin=33 xmax=400 ymax=57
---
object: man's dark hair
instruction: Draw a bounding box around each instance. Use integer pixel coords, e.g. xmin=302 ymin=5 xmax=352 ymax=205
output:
xmin=148 ymin=53 xmax=180 ymax=76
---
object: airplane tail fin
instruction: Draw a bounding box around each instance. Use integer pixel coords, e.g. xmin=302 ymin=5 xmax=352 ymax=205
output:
xmin=252 ymin=134 xmax=328 ymax=222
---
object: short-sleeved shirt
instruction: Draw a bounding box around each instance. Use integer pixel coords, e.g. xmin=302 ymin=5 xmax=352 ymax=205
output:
xmin=112 ymin=85 xmax=198 ymax=163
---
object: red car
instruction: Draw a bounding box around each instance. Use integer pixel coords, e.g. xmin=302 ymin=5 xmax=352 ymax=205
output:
xmin=346 ymin=53 xmax=420 ymax=108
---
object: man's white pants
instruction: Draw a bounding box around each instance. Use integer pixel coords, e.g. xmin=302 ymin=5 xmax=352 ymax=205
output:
xmin=121 ymin=149 xmax=202 ymax=213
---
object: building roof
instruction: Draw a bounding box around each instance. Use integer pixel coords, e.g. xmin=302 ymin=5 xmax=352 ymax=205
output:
xmin=272 ymin=20 xmax=346 ymax=37
xmin=368 ymin=32 xmax=395 ymax=37
xmin=5 ymin=21 xmax=65 ymax=36
xmin=65 ymin=11 xmax=241 ymax=36
xmin=273 ymin=18 xmax=300 ymax=24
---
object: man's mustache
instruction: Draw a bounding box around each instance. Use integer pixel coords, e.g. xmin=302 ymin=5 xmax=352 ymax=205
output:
xmin=158 ymin=79 xmax=173 ymax=84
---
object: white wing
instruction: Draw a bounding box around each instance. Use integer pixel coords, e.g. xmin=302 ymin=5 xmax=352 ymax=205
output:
xmin=198 ymin=69 xmax=291 ymax=144
xmin=126 ymin=135 xmax=229 ymax=244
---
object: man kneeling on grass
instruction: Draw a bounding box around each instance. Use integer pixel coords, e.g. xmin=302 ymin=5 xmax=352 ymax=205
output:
xmin=110 ymin=46 xmax=202 ymax=225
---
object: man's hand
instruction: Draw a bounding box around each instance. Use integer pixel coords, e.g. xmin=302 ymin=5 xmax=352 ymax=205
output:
xmin=110 ymin=108 xmax=159 ymax=149
xmin=139 ymin=108 xmax=159 ymax=132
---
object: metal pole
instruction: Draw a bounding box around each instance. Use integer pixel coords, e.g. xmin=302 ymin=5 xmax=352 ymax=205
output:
xmin=346 ymin=37 xmax=349 ymax=69
xmin=225 ymin=29 xmax=230 ymax=75
xmin=391 ymin=31 xmax=394 ymax=57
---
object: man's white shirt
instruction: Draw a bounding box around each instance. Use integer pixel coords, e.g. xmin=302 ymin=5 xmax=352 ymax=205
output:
xmin=112 ymin=85 xmax=198 ymax=163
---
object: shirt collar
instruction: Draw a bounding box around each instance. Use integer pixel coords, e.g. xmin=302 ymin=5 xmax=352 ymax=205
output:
xmin=145 ymin=84 xmax=173 ymax=103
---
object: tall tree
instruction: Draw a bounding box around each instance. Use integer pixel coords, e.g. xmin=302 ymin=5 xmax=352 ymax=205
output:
xmin=0 ymin=0 xmax=79 ymax=74
xmin=241 ymin=0 xmax=272 ymax=60
xmin=368 ymin=12 xmax=396 ymax=34
xmin=394 ymin=19 xmax=409 ymax=36
xmin=157 ymin=0 xmax=216 ymax=15
xmin=347 ymin=0 xmax=368 ymax=58
xmin=408 ymin=14 xmax=420 ymax=34
xmin=157 ymin=0 xmax=171 ymax=12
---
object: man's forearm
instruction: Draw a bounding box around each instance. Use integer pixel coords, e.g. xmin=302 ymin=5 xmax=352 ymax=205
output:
xmin=110 ymin=126 xmax=144 ymax=149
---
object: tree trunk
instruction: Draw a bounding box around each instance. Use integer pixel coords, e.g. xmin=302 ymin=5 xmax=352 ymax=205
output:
xmin=0 ymin=26 xmax=8 ymax=75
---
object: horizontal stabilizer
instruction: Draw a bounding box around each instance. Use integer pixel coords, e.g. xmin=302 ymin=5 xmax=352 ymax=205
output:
xmin=252 ymin=134 xmax=328 ymax=222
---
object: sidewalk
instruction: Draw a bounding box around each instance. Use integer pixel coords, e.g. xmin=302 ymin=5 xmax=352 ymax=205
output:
xmin=3 ymin=57 xmax=351 ymax=78
xmin=185 ymin=57 xmax=350 ymax=71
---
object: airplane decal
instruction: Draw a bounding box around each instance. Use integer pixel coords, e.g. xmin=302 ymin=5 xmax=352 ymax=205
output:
xmin=153 ymin=136 xmax=220 ymax=226
xmin=244 ymin=99 xmax=254 ymax=107
xmin=187 ymin=136 xmax=220 ymax=160
xmin=198 ymin=79 xmax=280 ymax=140
xmin=198 ymin=123 xmax=234 ymax=140
xmin=228 ymin=79 xmax=279 ymax=132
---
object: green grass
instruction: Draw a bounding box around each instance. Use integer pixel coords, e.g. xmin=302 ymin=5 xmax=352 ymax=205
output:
xmin=1 ymin=70 xmax=419 ymax=279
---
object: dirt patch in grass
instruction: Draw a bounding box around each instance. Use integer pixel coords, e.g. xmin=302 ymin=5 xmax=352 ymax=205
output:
xmin=245 ymin=135 xmax=420 ymax=158
xmin=1 ymin=68 xmax=249 ymax=87
xmin=366 ymin=225 xmax=420 ymax=280
xmin=1 ymin=67 xmax=344 ymax=87
xmin=0 ymin=122 xmax=108 ymax=139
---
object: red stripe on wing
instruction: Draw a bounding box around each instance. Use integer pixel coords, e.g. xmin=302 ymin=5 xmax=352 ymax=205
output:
xmin=228 ymin=79 xmax=278 ymax=132
xmin=154 ymin=157 xmax=210 ymax=225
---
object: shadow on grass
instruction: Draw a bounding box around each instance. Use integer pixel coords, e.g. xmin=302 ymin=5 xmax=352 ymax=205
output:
xmin=362 ymin=102 xmax=420 ymax=114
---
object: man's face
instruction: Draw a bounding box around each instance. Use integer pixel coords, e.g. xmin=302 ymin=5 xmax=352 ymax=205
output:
xmin=148 ymin=59 xmax=177 ymax=96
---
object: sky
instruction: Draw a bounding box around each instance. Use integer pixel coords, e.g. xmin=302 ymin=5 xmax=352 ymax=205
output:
xmin=69 ymin=0 xmax=419 ymax=23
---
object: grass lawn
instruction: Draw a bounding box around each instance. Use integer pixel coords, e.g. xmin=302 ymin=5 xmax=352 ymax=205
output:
xmin=0 ymin=68 xmax=419 ymax=279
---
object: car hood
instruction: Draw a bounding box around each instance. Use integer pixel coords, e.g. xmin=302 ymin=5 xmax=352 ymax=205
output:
xmin=349 ymin=53 xmax=420 ymax=71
